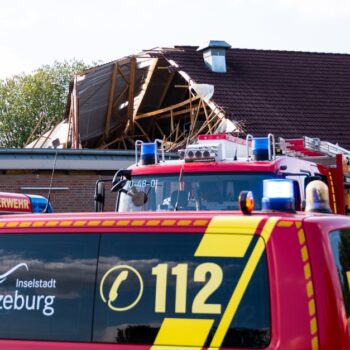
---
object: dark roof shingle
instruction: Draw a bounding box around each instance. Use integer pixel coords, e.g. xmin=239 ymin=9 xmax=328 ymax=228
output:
xmin=163 ymin=46 xmax=350 ymax=149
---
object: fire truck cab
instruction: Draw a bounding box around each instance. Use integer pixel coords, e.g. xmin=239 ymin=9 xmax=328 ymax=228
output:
xmin=98 ymin=134 xmax=350 ymax=215
xmin=0 ymin=189 xmax=350 ymax=349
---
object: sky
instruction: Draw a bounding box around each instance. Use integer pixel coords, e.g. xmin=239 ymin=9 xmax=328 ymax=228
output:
xmin=1 ymin=0 xmax=350 ymax=80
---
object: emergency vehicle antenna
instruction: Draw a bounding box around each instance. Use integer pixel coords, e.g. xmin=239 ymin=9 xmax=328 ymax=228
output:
xmin=44 ymin=138 xmax=60 ymax=213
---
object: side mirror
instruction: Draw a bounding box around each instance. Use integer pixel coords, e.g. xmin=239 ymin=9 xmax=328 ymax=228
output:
xmin=111 ymin=179 xmax=127 ymax=192
xmin=94 ymin=180 xmax=105 ymax=212
xmin=111 ymin=169 xmax=132 ymax=192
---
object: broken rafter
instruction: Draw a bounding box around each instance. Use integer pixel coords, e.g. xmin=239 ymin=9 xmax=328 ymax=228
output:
xmin=98 ymin=136 xmax=122 ymax=149
xmin=156 ymin=105 xmax=199 ymax=120
xmin=188 ymin=108 xmax=223 ymax=143
xmin=134 ymin=58 xmax=158 ymax=117
xmin=72 ymin=77 xmax=80 ymax=149
xmin=104 ymin=62 xmax=118 ymax=139
xmin=135 ymin=96 xmax=200 ymax=120
xmin=153 ymin=121 xmax=166 ymax=139
xmin=202 ymin=102 xmax=214 ymax=134
xmin=112 ymin=85 xmax=129 ymax=108
xmin=157 ymin=71 xmax=176 ymax=108
xmin=188 ymin=99 xmax=203 ymax=136
xmin=169 ymin=106 xmax=224 ymax=151
xmin=127 ymin=56 xmax=136 ymax=134
xmin=31 ymin=123 xmax=53 ymax=148
xmin=117 ymin=65 xmax=129 ymax=85
xmin=166 ymin=128 xmax=188 ymax=150
xmin=170 ymin=109 xmax=174 ymax=132
xmin=65 ymin=104 xmax=73 ymax=148
xmin=134 ymin=121 xmax=152 ymax=142
xmin=25 ymin=111 xmax=47 ymax=146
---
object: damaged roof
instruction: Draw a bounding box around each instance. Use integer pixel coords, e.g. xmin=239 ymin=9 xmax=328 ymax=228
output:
xmin=162 ymin=46 xmax=350 ymax=148
xmin=39 ymin=43 xmax=350 ymax=150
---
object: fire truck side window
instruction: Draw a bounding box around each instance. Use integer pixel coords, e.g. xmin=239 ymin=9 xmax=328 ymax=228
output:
xmin=0 ymin=234 xmax=99 ymax=342
xmin=329 ymin=229 xmax=350 ymax=318
xmin=93 ymin=233 xmax=271 ymax=348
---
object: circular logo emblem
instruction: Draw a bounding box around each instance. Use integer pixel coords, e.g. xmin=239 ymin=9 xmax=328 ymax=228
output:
xmin=99 ymin=265 xmax=143 ymax=312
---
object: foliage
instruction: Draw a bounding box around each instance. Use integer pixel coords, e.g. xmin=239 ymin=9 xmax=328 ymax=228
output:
xmin=0 ymin=60 xmax=89 ymax=147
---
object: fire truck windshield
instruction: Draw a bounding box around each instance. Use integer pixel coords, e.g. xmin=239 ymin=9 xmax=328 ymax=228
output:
xmin=117 ymin=172 xmax=277 ymax=212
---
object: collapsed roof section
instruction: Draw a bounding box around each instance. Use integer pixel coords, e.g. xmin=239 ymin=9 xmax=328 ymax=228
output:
xmin=64 ymin=48 xmax=236 ymax=150
xmin=27 ymin=43 xmax=350 ymax=150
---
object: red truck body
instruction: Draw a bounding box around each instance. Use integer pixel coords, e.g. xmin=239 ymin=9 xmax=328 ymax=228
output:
xmin=0 ymin=210 xmax=349 ymax=349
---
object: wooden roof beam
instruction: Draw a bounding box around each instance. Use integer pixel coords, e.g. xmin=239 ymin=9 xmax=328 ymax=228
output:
xmin=127 ymin=56 xmax=136 ymax=134
xmin=135 ymin=96 xmax=200 ymax=120
xmin=134 ymin=58 xmax=158 ymax=117
xmin=157 ymin=71 xmax=176 ymax=108
xmin=104 ymin=62 xmax=118 ymax=139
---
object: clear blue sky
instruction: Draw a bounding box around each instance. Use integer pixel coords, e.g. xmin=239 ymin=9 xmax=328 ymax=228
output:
xmin=1 ymin=0 xmax=350 ymax=79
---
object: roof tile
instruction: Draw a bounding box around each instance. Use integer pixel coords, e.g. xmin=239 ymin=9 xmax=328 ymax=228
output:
xmin=164 ymin=46 xmax=350 ymax=149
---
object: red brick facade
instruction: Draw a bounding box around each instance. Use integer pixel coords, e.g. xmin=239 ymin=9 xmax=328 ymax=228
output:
xmin=0 ymin=171 xmax=116 ymax=213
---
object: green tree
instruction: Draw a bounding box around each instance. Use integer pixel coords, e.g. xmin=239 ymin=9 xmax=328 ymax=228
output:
xmin=0 ymin=60 xmax=89 ymax=147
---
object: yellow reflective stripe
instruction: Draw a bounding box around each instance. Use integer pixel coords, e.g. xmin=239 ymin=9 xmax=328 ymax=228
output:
xmin=73 ymin=221 xmax=87 ymax=227
xmin=310 ymin=317 xmax=317 ymax=335
xmin=298 ymin=228 xmax=306 ymax=245
xmin=46 ymin=221 xmax=59 ymax=227
xmin=193 ymin=220 xmax=209 ymax=226
xmin=304 ymin=262 xmax=311 ymax=280
xmin=205 ymin=216 xmax=264 ymax=235
xmin=32 ymin=221 xmax=45 ymax=227
xmin=306 ymin=280 xmax=314 ymax=298
xmin=177 ymin=220 xmax=192 ymax=226
xmin=130 ymin=220 xmax=144 ymax=226
xmin=195 ymin=234 xmax=253 ymax=258
xmin=161 ymin=220 xmax=176 ymax=226
xmin=152 ymin=318 xmax=214 ymax=348
xmin=152 ymin=347 xmax=192 ymax=350
xmin=102 ymin=220 xmax=115 ymax=226
xmin=146 ymin=220 xmax=161 ymax=226
xmin=328 ymin=172 xmax=337 ymax=213
xmin=312 ymin=336 xmax=319 ymax=350
xmin=309 ymin=299 xmax=316 ymax=316
xmin=6 ymin=222 xmax=18 ymax=228
xmin=116 ymin=220 xmax=129 ymax=226
xmin=60 ymin=221 xmax=72 ymax=227
xmin=277 ymin=220 xmax=294 ymax=227
xmin=19 ymin=222 xmax=32 ymax=228
xmin=209 ymin=217 xmax=279 ymax=349
xmin=301 ymin=245 xmax=309 ymax=262
xmin=346 ymin=272 xmax=350 ymax=291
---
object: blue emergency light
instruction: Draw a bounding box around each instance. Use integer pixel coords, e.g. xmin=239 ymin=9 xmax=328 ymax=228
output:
xmin=252 ymin=137 xmax=269 ymax=161
xmin=262 ymin=179 xmax=295 ymax=212
xmin=141 ymin=142 xmax=158 ymax=165
xmin=27 ymin=195 xmax=53 ymax=213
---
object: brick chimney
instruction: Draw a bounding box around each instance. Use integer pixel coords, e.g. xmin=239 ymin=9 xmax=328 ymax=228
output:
xmin=197 ymin=40 xmax=231 ymax=73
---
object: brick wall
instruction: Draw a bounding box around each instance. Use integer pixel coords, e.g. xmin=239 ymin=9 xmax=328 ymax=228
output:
xmin=0 ymin=171 xmax=116 ymax=213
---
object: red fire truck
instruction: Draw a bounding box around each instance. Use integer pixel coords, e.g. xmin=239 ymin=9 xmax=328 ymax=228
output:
xmin=96 ymin=134 xmax=350 ymax=215
xmin=0 ymin=185 xmax=349 ymax=349
xmin=0 ymin=192 xmax=53 ymax=214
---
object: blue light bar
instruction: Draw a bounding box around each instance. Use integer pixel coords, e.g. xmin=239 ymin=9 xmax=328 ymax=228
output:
xmin=252 ymin=137 xmax=269 ymax=161
xmin=262 ymin=179 xmax=295 ymax=212
xmin=27 ymin=195 xmax=53 ymax=213
xmin=141 ymin=142 xmax=157 ymax=165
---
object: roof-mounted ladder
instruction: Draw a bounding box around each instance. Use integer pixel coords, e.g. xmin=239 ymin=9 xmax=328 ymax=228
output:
xmin=303 ymin=136 xmax=350 ymax=160
xmin=280 ymin=136 xmax=350 ymax=162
